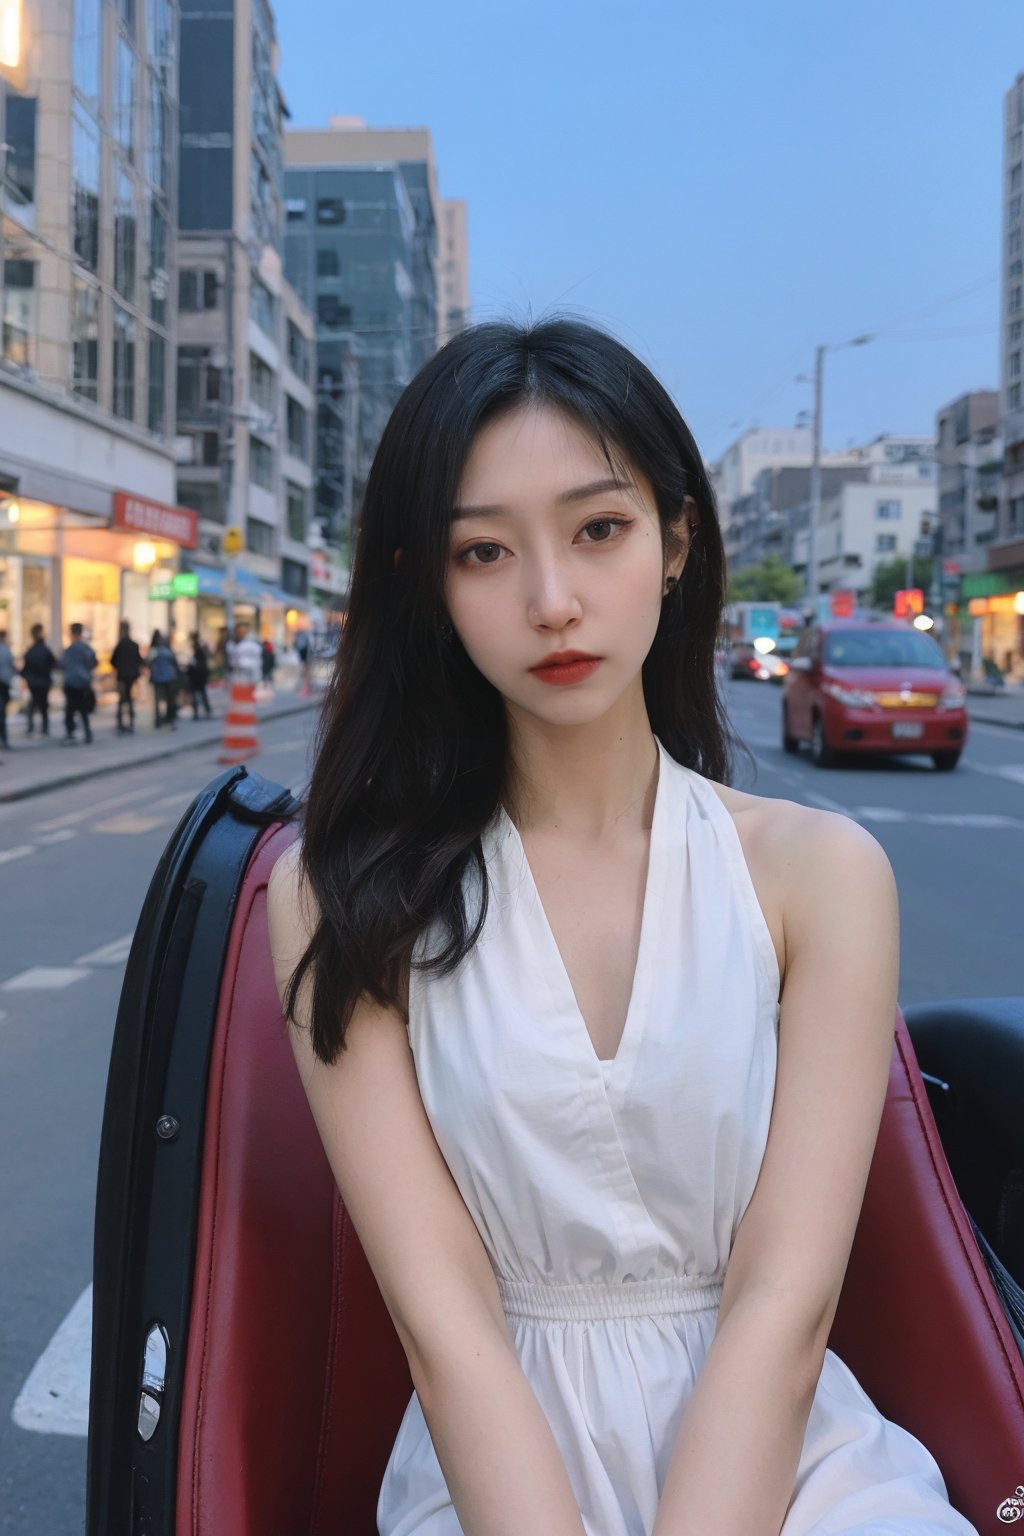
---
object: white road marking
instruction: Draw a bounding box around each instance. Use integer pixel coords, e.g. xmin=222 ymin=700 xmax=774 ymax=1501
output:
xmin=2 ymin=966 xmax=91 ymax=991
xmin=36 ymin=829 xmax=77 ymax=845
xmin=800 ymin=791 xmax=860 ymax=819
xmin=854 ymin=807 xmax=1024 ymax=830
xmin=11 ymin=1284 xmax=91 ymax=1437
xmin=75 ymin=933 xmax=135 ymax=967
xmin=0 ymin=844 xmax=34 ymax=865
xmin=967 ymin=762 xmax=1024 ymax=785
xmin=32 ymin=784 xmax=158 ymax=833
xmin=93 ymin=813 xmax=167 ymax=835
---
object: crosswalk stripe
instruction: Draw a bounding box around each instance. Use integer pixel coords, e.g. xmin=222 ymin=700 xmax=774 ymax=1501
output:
xmin=0 ymin=845 xmax=34 ymax=865
xmin=11 ymin=1284 xmax=91 ymax=1437
xmin=2 ymin=966 xmax=91 ymax=991
xmin=75 ymin=934 xmax=135 ymax=967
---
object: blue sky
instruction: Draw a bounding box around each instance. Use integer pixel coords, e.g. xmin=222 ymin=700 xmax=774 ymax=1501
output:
xmin=276 ymin=0 xmax=1019 ymax=464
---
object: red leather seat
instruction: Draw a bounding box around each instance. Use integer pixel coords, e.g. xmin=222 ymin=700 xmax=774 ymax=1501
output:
xmin=176 ymin=822 xmax=1024 ymax=1536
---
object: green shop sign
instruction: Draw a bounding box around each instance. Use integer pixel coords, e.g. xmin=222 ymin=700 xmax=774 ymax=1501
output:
xmin=149 ymin=573 xmax=199 ymax=600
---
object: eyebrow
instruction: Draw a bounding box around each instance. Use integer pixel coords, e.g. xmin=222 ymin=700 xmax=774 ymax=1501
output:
xmin=451 ymin=477 xmax=635 ymax=522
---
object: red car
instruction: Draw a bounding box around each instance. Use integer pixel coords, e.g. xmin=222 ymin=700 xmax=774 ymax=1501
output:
xmin=782 ymin=617 xmax=968 ymax=770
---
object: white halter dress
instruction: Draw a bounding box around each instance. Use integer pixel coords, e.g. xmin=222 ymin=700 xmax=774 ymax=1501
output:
xmin=377 ymin=737 xmax=978 ymax=1536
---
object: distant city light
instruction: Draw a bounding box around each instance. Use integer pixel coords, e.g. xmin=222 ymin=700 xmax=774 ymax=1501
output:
xmin=913 ymin=614 xmax=934 ymax=631
xmin=753 ymin=636 xmax=776 ymax=654
xmin=0 ymin=0 xmax=23 ymax=69
xmin=132 ymin=540 xmax=158 ymax=572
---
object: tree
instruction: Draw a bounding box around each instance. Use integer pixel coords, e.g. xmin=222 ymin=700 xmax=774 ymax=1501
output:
xmin=726 ymin=557 xmax=804 ymax=605
xmin=868 ymin=556 xmax=934 ymax=612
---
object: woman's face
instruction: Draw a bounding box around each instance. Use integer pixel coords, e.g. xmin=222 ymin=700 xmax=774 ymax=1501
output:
xmin=445 ymin=404 xmax=686 ymax=729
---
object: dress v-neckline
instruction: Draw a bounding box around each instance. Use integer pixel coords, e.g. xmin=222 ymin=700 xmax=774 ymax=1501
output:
xmin=497 ymin=737 xmax=670 ymax=1077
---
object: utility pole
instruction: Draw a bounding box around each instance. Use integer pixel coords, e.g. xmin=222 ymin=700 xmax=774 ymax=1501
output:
xmin=806 ymin=345 xmax=824 ymax=609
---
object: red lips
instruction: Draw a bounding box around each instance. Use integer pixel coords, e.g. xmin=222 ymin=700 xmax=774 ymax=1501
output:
xmin=530 ymin=649 xmax=600 ymax=670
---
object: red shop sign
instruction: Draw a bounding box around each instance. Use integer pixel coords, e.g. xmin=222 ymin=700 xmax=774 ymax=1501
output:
xmin=113 ymin=492 xmax=198 ymax=550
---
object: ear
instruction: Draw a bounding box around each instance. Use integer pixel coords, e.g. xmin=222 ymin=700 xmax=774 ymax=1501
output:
xmin=667 ymin=495 xmax=698 ymax=582
xmin=393 ymin=547 xmax=403 ymax=569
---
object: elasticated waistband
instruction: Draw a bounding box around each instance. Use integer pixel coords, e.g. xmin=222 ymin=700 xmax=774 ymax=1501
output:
xmin=495 ymin=1274 xmax=724 ymax=1323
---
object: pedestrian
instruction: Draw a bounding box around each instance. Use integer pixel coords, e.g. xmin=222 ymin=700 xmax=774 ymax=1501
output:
xmin=21 ymin=622 xmax=57 ymax=736
xmin=0 ymin=628 xmax=14 ymax=751
xmin=265 ymin=317 xmax=972 ymax=1536
xmin=229 ymin=623 xmax=262 ymax=684
xmin=186 ymin=631 xmax=213 ymax=719
xmin=147 ymin=629 xmax=180 ymax=729
xmin=295 ymin=629 xmax=313 ymax=696
xmin=110 ymin=619 xmax=142 ymax=734
xmin=260 ymin=636 xmax=276 ymax=688
xmin=60 ymin=621 xmax=97 ymax=745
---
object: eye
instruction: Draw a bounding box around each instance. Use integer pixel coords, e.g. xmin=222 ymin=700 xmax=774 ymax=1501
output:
xmin=579 ymin=517 xmax=631 ymax=543
xmin=456 ymin=541 xmax=505 ymax=567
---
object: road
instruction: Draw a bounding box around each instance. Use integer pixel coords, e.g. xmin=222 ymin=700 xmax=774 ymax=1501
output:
xmin=1 ymin=687 xmax=1022 ymax=1533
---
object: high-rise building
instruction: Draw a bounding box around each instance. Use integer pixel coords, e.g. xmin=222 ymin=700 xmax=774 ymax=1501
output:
xmin=986 ymin=71 xmax=1024 ymax=676
xmin=283 ymin=119 xmax=452 ymax=553
xmin=0 ymin=0 xmax=196 ymax=660
xmin=174 ymin=0 xmax=319 ymax=641
xmin=438 ymin=198 xmax=469 ymax=343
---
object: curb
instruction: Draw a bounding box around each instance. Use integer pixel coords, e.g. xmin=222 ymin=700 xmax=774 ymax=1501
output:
xmin=0 ymin=696 xmax=320 ymax=805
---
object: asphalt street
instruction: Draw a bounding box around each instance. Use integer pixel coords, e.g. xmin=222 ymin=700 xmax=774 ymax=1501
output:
xmin=1 ymin=687 xmax=1022 ymax=1533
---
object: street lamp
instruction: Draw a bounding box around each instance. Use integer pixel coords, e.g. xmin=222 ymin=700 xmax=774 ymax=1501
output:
xmin=797 ymin=334 xmax=873 ymax=606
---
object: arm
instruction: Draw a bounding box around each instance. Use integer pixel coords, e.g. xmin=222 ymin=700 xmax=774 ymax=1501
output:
xmin=267 ymin=844 xmax=587 ymax=1536
xmin=652 ymin=810 xmax=899 ymax=1536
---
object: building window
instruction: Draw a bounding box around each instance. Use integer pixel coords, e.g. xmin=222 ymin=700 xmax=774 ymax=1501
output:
xmin=113 ymin=37 xmax=135 ymax=159
xmin=250 ymin=275 xmax=277 ymax=336
xmin=176 ymin=346 xmax=222 ymax=414
xmin=112 ymin=305 xmax=136 ymax=420
xmin=285 ymin=196 xmax=307 ymax=222
xmin=286 ymin=319 xmax=309 ymax=381
xmin=1010 ymin=287 xmax=1022 ymax=315
xmin=73 ymin=0 xmax=102 ymax=108
xmin=246 ymin=515 xmax=275 ymax=554
xmin=1012 ymin=352 xmax=1022 ymax=378
xmin=1010 ymin=383 xmax=1022 ymax=411
xmin=149 ymin=0 xmax=173 ymax=72
xmin=249 ymin=351 xmax=275 ymax=413
xmin=317 ymin=294 xmax=352 ymax=330
xmin=875 ymin=533 xmax=897 ymax=553
xmin=1012 ymin=320 xmax=1023 ymax=344
xmin=286 ymin=482 xmax=307 ymax=541
xmin=72 ymin=110 xmax=100 ymax=271
xmin=147 ymin=330 xmax=165 ymax=434
xmin=282 ymin=556 xmax=308 ymax=597
xmin=286 ymin=395 xmax=307 ymax=458
xmin=178 ymin=268 xmax=218 ymax=311
xmin=71 ymin=277 xmax=99 ymax=400
xmin=316 ymin=246 xmax=340 ymax=277
xmin=249 ymin=436 xmax=274 ymax=489
xmin=1 ymin=94 xmax=36 ymax=220
xmin=1012 ymin=163 xmax=1023 ymax=192
xmin=177 ymin=481 xmax=223 ymax=522
xmin=2 ymin=259 xmax=37 ymax=369
xmin=316 ymin=196 xmax=346 ymax=225
xmin=113 ymin=166 xmax=136 ymax=301
xmin=148 ymin=199 xmax=168 ymax=324
xmin=875 ymin=501 xmax=901 ymax=520
xmin=146 ymin=72 xmax=170 ymax=193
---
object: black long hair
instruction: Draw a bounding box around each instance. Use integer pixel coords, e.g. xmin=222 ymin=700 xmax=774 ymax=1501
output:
xmin=287 ymin=317 xmax=735 ymax=1063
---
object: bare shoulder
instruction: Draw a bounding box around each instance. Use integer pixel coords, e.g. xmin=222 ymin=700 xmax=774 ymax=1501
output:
xmin=698 ymin=776 xmax=895 ymax=982
xmin=266 ymin=836 xmax=317 ymax=1008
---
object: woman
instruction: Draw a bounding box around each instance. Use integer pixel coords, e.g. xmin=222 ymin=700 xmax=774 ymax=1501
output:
xmin=186 ymin=632 xmax=212 ymax=719
xmin=267 ymin=319 xmax=976 ymax=1536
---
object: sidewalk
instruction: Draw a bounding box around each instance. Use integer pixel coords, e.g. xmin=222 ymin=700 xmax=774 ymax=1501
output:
xmin=0 ymin=672 xmax=322 ymax=803
xmin=966 ymin=681 xmax=1024 ymax=732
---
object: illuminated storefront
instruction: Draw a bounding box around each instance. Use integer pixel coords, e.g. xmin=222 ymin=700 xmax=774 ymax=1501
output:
xmin=0 ymin=491 xmax=198 ymax=670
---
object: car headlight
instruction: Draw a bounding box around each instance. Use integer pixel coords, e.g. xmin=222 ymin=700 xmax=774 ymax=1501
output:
xmin=821 ymin=681 xmax=876 ymax=707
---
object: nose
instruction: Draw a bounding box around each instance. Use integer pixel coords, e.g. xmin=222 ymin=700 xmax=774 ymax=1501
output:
xmin=525 ymin=552 xmax=583 ymax=631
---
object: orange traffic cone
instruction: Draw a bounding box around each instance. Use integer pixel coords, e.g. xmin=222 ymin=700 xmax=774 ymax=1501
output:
xmin=218 ymin=679 xmax=259 ymax=765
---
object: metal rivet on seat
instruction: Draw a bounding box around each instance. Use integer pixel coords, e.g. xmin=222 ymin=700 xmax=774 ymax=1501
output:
xmin=155 ymin=1115 xmax=180 ymax=1141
